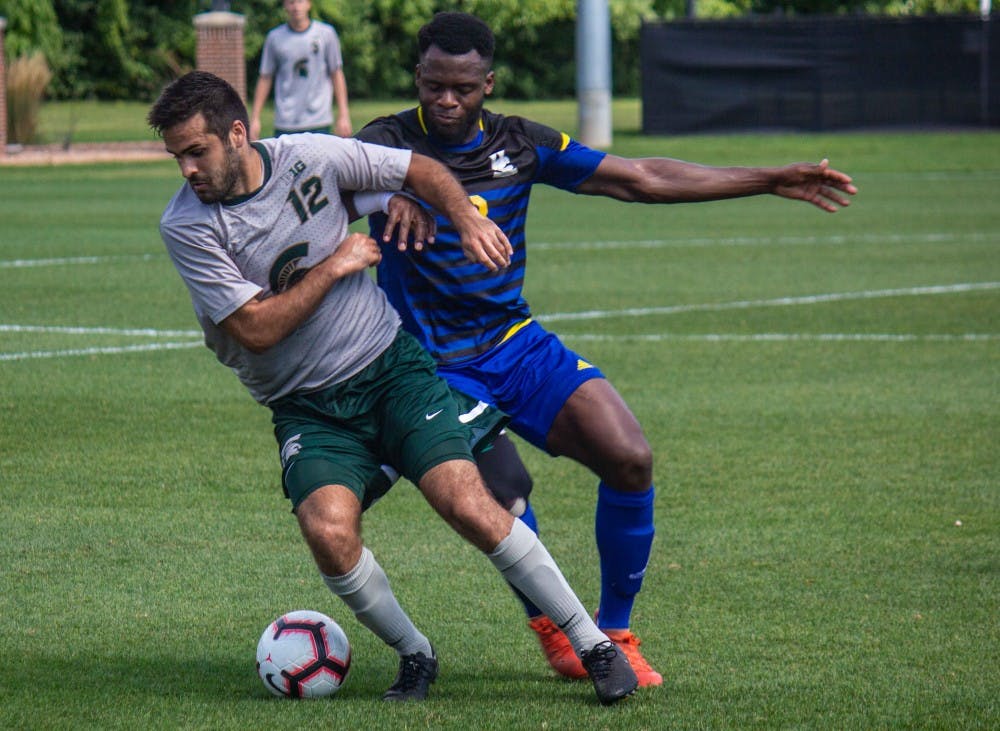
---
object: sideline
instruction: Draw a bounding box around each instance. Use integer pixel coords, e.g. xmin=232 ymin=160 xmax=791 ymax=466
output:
xmin=0 ymin=141 xmax=166 ymax=167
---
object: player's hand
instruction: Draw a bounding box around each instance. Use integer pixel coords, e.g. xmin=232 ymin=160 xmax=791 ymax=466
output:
xmin=335 ymin=116 xmax=353 ymax=138
xmin=383 ymin=194 xmax=437 ymax=252
xmin=454 ymin=212 xmax=513 ymax=271
xmin=773 ymin=159 xmax=858 ymax=212
xmin=329 ymin=232 xmax=382 ymax=276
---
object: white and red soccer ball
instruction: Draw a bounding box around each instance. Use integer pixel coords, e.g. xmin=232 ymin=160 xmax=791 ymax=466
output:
xmin=256 ymin=610 xmax=351 ymax=698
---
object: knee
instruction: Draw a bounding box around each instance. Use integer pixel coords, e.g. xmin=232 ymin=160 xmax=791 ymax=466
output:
xmin=481 ymin=457 xmax=533 ymax=516
xmin=607 ymin=439 xmax=654 ymax=492
xmin=476 ymin=433 xmax=534 ymax=516
xmin=296 ymin=509 xmax=361 ymax=575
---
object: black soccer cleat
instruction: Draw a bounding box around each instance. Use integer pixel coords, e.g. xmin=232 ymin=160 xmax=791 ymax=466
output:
xmin=382 ymin=648 xmax=439 ymax=702
xmin=581 ymin=640 xmax=639 ymax=705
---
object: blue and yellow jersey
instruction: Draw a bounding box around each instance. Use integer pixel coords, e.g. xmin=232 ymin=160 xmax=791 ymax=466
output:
xmin=355 ymin=108 xmax=606 ymax=363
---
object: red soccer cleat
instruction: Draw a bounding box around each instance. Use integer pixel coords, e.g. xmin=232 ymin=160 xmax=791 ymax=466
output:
xmin=604 ymin=628 xmax=663 ymax=687
xmin=528 ymin=615 xmax=588 ymax=680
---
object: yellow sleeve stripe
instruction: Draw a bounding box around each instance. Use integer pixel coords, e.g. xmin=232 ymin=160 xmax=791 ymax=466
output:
xmin=560 ymin=132 xmax=570 ymax=151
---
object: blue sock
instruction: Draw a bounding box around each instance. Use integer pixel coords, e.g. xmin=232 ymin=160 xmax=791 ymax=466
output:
xmin=595 ymin=482 xmax=655 ymax=630
xmin=509 ymin=501 xmax=543 ymax=618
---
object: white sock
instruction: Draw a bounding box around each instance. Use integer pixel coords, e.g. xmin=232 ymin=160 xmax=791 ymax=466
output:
xmin=322 ymin=547 xmax=433 ymax=657
xmin=488 ymin=518 xmax=607 ymax=654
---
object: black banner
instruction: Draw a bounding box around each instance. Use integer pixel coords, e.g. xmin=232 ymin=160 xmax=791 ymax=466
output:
xmin=641 ymin=15 xmax=999 ymax=133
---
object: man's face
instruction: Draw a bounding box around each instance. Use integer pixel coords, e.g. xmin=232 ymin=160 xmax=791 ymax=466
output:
xmin=415 ymin=45 xmax=494 ymax=145
xmin=284 ymin=0 xmax=311 ymax=28
xmin=162 ymin=113 xmax=242 ymax=204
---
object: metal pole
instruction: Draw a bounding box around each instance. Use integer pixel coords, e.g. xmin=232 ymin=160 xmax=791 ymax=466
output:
xmin=982 ymin=0 xmax=992 ymax=126
xmin=576 ymin=0 xmax=612 ymax=148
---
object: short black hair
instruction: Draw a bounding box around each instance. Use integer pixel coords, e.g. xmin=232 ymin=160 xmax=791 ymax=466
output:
xmin=147 ymin=71 xmax=248 ymax=140
xmin=418 ymin=12 xmax=494 ymax=64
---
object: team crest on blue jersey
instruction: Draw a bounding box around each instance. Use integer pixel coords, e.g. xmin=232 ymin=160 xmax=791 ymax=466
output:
xmin=489 ymin=150 xmax=517 ymax=178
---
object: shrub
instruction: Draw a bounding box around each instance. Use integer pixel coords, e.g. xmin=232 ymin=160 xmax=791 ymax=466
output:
xmin=6 ymin=52 xmax=52 ymax=144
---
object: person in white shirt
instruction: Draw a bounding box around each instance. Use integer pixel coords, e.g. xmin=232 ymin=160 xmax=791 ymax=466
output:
xmin=250 ymin=0 xmax=352 ymax=139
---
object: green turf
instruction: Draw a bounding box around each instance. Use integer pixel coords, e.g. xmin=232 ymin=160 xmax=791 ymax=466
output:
xmin=1 ymin=116 xmax=997 ymax=729
xmin=35 ymin=97 xmax=642 ymax=145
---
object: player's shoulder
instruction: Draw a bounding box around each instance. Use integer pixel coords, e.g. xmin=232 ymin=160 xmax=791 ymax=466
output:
xmin=159 ymin=185 xmax=213 ymax=238
xmin=356 ymin=109 xmax=420 ymax=145
xmin=161 ymin=184 xmax=201 ymax=220
xmin=265 ymin=22 xmax=291 ymax=42
xmin=309 ymin=19 xmax=338 ymax=38
xmin=261 ymin=133 xmax=353 ymax=169
xmin=483 ymin=110 xmax=565 ymax=151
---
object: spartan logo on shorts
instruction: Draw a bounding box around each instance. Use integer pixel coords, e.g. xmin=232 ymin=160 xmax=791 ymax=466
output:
xmin=280 ymin=433 xmax=303 ymax=467
xmin=270 ymin=242 xmax=311 ymax=293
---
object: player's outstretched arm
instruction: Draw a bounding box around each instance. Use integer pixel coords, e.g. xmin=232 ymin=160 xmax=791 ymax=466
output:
xmin=770 ymin=158 xmax=856 ymax=212
xmin=576 ymin=154 xmax=856 ymax=212
xmin=403 ymin=153 xmax=512 ymax=271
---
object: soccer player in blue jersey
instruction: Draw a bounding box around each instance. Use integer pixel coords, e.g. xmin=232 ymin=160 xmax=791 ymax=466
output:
xmin=355 ymin=11 xmax=857 ymax=686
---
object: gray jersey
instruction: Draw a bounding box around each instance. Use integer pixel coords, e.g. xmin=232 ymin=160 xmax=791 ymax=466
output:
xmin=159 ymin=133 xmax=411 ymax=404
xmin=260 ymin=20 xmax=343 ymax=131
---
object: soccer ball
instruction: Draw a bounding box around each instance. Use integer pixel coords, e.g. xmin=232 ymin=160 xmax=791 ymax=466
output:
xmin=256 ymin=610 xmax=351 ymax=698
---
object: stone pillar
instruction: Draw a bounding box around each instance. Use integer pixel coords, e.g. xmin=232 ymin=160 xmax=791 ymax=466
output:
xmin=1 ymin=18 xmax=7 ymax=155
xmin=194 ymin=11 xmax=246 ymax=102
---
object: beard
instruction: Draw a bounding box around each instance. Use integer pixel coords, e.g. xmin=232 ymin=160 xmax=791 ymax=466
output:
xmin=190 ymin=142 xmax=242 ymax=204
xmin=425 ymin=106 xmax=482 ymax=145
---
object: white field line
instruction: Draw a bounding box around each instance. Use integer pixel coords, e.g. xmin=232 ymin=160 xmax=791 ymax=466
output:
xmin=561 ymin=333 xmax=1000 ymax=343
xmin=531 ymin=231 xmax=996 ymax=252
xmin=0 ymin=229 xmax=995 ymax=269
xmin=2 ymin=282 xmax=997 ymax=362
xmin=536 ymin=282 xmax=1000 ymax=323
xmin=0 ymin=341 xmax=203 ymax=362
xmin=0 ymin=324 xmax=201 ymax=337
xmin=0 ymin=253 xmax=160 ymax=269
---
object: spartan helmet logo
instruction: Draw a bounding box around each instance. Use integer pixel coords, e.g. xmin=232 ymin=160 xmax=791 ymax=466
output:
xmin=293 ymin=58 xmax=309 ymax=78
xmin=270 ymin=242 xmax=311 ymax=293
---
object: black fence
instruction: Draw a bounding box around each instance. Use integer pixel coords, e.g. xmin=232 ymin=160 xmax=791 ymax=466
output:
xmin=641 ymin=15 xmax=999 ymax=133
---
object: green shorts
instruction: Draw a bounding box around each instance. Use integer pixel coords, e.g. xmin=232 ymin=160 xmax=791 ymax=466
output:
xmin=270 ymin=329 xmax=507 ymax=510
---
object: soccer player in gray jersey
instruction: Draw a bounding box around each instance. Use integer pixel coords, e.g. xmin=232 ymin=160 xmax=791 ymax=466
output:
xmin=251 ymin=0 xmax=352 ymax=139
xmin=148 ymin=71 xmax=638 ymax=704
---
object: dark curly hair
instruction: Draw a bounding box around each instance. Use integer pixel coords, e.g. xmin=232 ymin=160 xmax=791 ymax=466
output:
xmin=147 ymin=71 xmax=249 ymax=140
xmin=418 ymin=12 xmax=494 ymax=64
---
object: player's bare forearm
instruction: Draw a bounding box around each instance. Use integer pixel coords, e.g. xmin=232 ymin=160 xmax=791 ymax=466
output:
xmin=221 ymin=233 xmax=378 ymax=353
xmin=332 ymin=70 xmax=352 ymax=136
xmin=578 ymin=155 xmax=856 ymax=211
xmin=249 ymin=76 xmax=273 ymax=140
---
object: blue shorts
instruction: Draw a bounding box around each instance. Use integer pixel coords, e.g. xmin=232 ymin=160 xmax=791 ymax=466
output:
xmin=436 ymin=320 xmax=604 ymax=452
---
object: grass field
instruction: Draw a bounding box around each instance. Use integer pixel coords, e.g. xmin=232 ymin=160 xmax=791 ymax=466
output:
xmin=1 ymin=107 xmax=998 ymax=729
